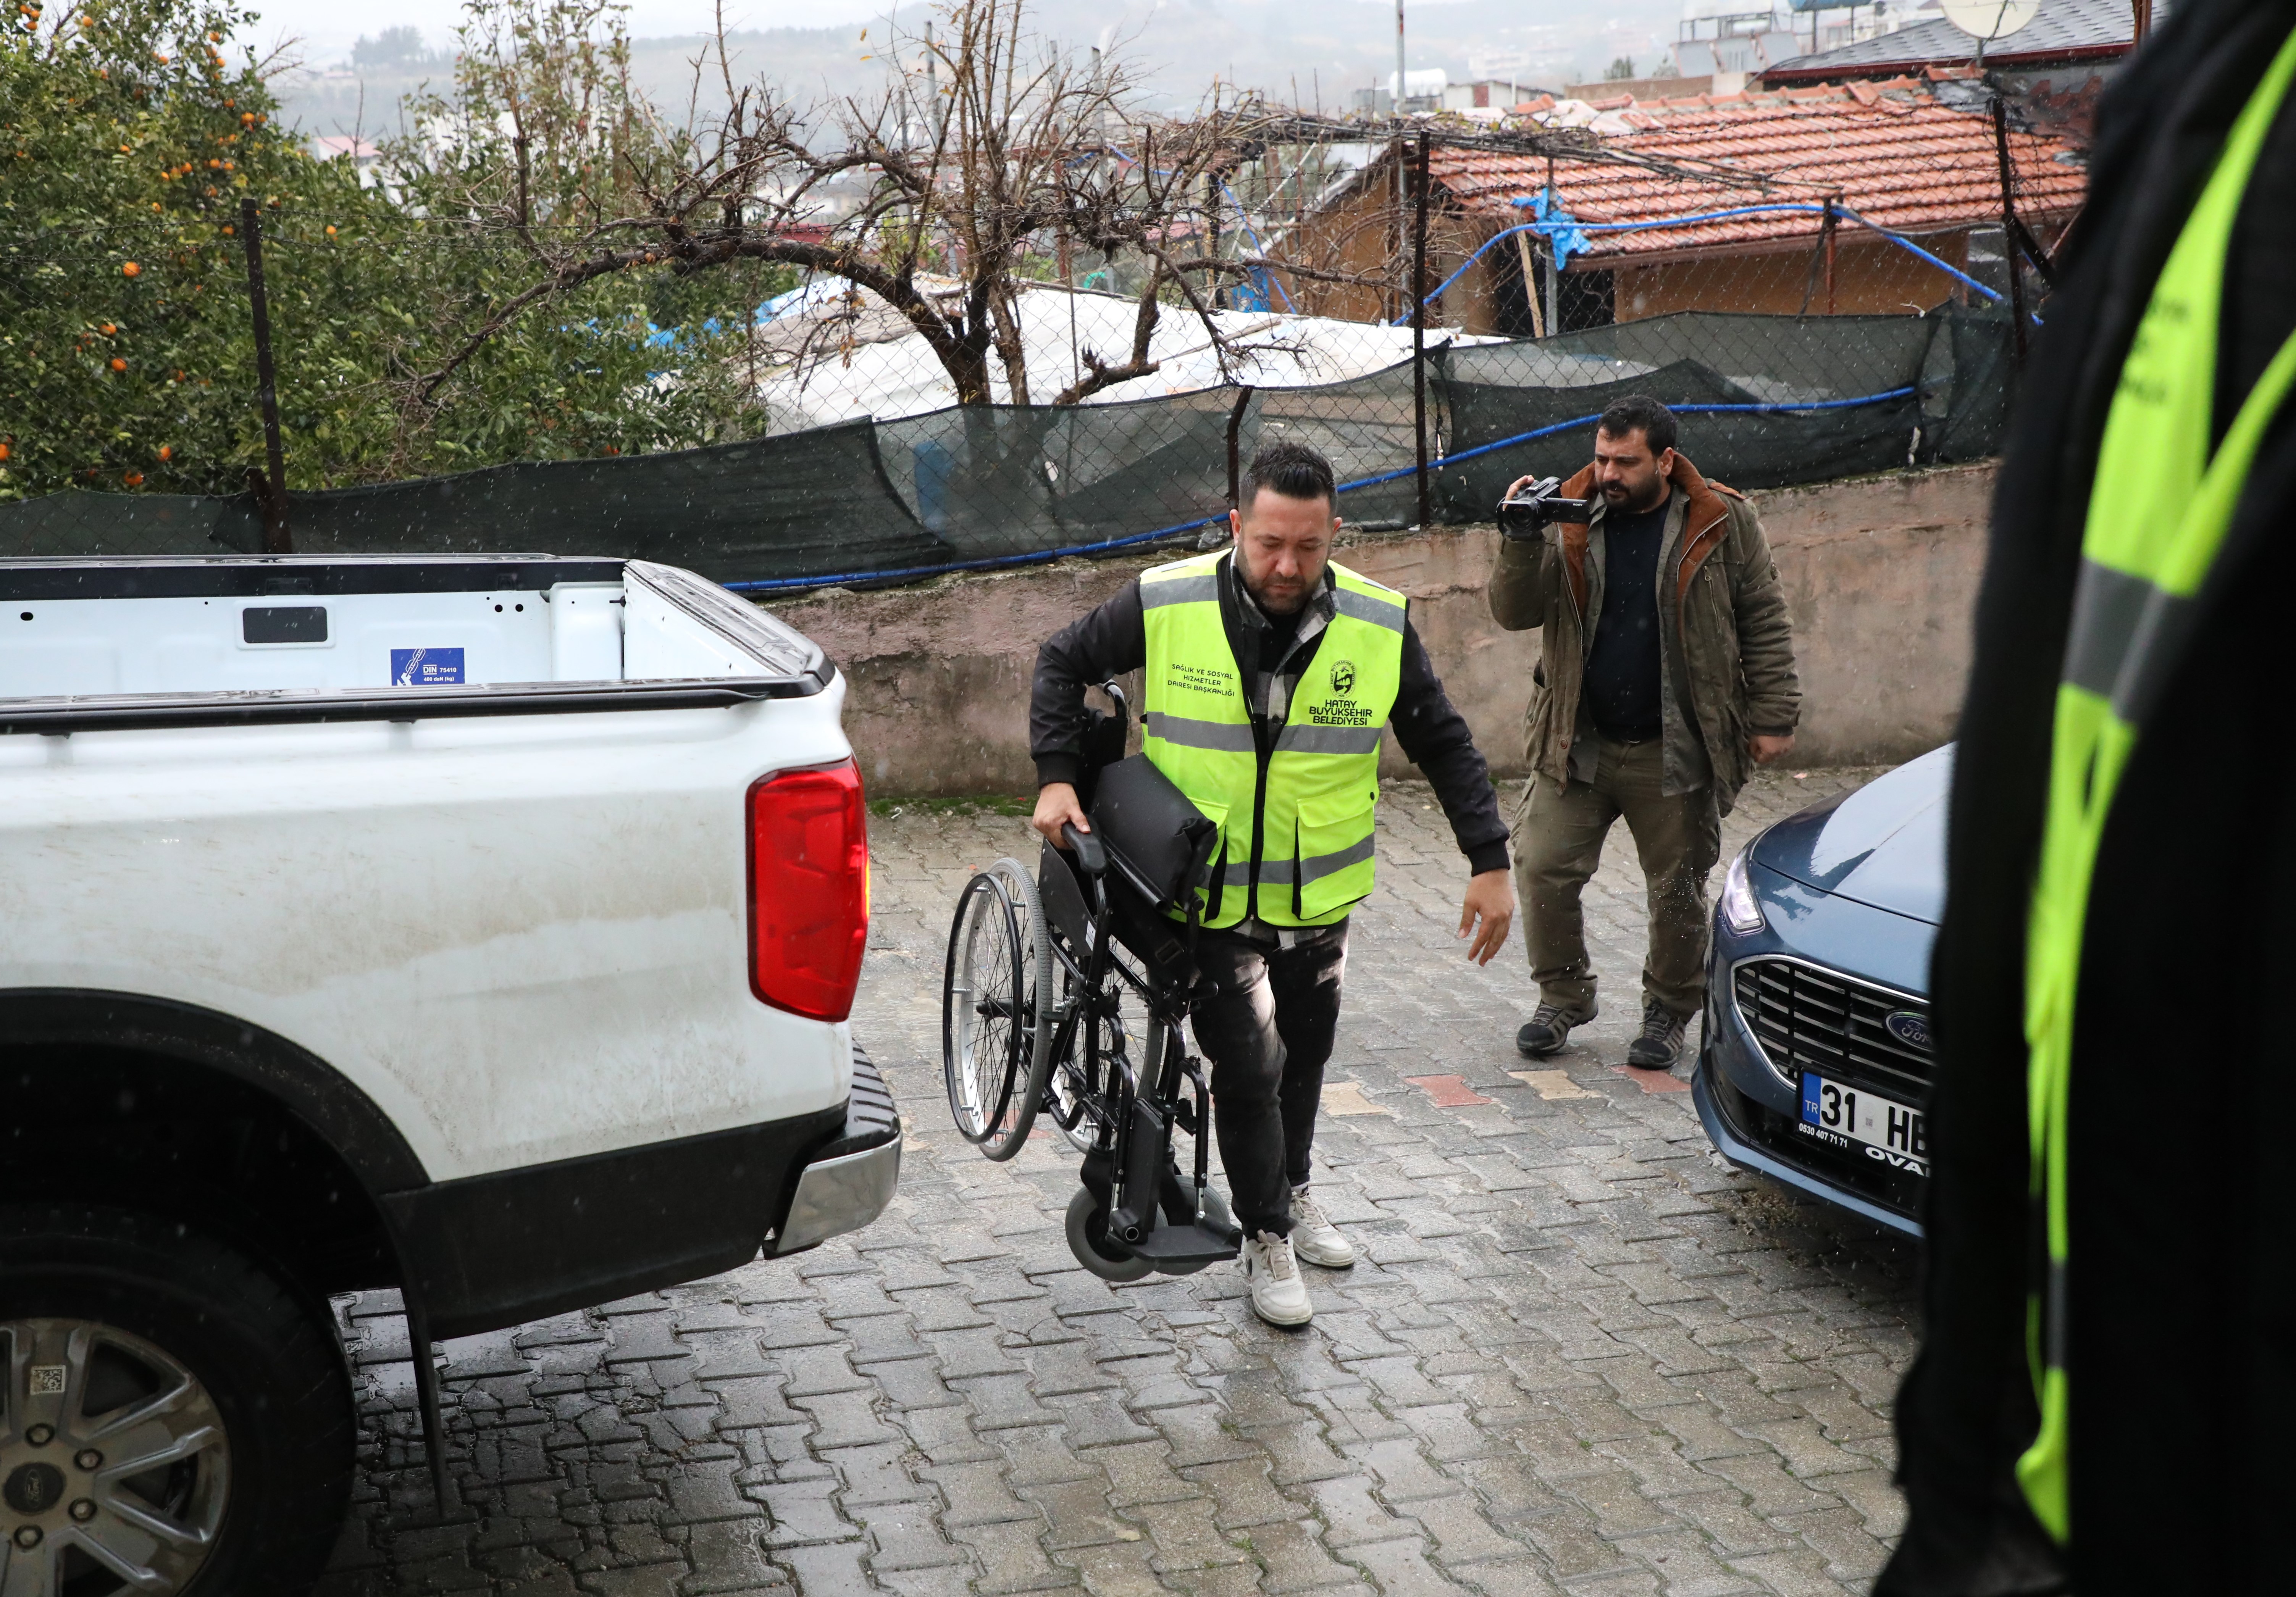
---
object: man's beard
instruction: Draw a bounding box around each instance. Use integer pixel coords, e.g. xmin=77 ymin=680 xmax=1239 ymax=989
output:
xmin=1248 ymin=574 xmax=1309 ymax=615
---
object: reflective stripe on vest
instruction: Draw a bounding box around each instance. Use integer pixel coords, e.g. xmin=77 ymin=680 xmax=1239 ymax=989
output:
xmin=1140 ymin=549 xmax=1404 ymax=928
xmin=2018 ymin=26 xmax=2296 ymax=1543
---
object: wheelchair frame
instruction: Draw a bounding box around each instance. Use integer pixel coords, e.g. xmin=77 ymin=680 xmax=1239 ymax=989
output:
xmin=940 ymin=688 xmax=1240 ymax=1281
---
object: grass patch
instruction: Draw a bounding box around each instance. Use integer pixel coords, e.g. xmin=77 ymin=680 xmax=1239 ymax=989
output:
xmin=869 ymin=795 xmax=1035 ymax=819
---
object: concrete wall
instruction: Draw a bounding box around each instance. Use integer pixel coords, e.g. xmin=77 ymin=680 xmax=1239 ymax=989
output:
xmin=766 ymin=460 xmax=1995 ymax=797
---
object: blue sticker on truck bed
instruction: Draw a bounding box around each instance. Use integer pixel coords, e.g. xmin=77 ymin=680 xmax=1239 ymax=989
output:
xmin=391 ymin=647 xmax=465 ymax=686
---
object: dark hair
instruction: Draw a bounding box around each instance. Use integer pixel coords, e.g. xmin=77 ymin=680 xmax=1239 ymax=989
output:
xmin=1595 ymin=394 xmax=1678 ymax=455
xmin=1241 ymin=441 xmax=1337 ymax=513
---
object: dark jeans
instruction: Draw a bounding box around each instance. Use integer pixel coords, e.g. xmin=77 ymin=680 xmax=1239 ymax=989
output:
xmin=1188 ymin=921 xmax=1349 ymax=1238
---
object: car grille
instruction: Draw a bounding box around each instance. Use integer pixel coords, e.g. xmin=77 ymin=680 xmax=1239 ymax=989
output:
xmin=1732 ymin=957 xmax=1931 ymax=1094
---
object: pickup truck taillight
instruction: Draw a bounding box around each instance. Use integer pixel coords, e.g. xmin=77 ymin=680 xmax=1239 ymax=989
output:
xmin=747 ymin=759 xmax=870 ymax=1021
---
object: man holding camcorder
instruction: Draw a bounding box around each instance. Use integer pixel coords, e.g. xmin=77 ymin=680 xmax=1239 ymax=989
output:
xmin=1491 ymin=395 xmax=1801 ymax=1070
xmin=1030 ymin=442 xmax=1513 ymax=1328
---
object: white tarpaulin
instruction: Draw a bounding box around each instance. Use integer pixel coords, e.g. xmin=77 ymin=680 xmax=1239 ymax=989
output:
xmin=754 ymin=277 xmax=1493 ymax=433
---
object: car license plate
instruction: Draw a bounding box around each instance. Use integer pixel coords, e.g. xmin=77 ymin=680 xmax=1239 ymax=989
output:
xmin=1798 ymin=1071 xmax=1928 ymax=1175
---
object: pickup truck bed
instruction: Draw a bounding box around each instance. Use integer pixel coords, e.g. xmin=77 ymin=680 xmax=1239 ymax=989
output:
xmin=0 ymin=554 xmax=893 ymax=1595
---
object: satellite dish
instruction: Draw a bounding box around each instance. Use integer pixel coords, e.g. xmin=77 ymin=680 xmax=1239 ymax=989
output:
xmin=1941 ymin=0 xmax=2041 ymax=40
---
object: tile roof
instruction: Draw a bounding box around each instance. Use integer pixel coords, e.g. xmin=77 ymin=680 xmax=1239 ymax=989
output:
xmin=1763 ymin=0 xmax=2150 ymax=80
xmin=1429 ymin=81 xmax=2087 ymax=262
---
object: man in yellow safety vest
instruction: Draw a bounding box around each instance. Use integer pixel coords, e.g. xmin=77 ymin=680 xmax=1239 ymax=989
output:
xmin=1883 ymin=2 xmax=2296 ymax=1590
xmin=1031 ymin=442 xmax=1516 ymax=1327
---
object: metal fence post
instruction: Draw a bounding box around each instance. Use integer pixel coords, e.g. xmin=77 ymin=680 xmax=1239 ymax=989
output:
xmin=1226 ymin=385 xmax=1255 ymax=511
xmin=1206 ymin=173 xmax=1225 ymax=311
xmin=238 ymin=198 xmax=291 ymax=553
xmin=1991 ymin=97 xmax=2028 ymax=363
xmin=1822 ymin=197 xmax=1838 ymax=315
xmin=1412 ymin=130 xmax=1431 ymax=528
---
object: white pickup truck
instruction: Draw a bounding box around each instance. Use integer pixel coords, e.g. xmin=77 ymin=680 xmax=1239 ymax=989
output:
xmin=0 ymin=553 xmax=896 ymax=1595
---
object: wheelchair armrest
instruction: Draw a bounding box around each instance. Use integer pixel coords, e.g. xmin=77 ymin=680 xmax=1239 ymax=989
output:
xmin=1062 ymin=823 xmax=1108 ymax=876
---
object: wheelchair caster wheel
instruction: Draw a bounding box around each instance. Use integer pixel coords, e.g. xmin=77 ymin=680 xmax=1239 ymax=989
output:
xmin=1066 ymin=1188 xmax=1153 ymax=1282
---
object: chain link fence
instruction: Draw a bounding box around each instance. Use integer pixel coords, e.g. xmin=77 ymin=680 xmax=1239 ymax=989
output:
xmin=0 ymin=303 xmax=2017 ymax=586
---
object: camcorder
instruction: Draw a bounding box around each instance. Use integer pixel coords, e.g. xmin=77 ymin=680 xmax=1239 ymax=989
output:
xmin=1496 ymin=477 xmax=1595 ymax=541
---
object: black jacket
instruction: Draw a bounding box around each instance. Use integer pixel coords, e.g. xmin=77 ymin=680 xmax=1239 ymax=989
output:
xmin=1882 ymin=4 xmax=2296 ymax=1592
xmin=1030 ymin=556 xmax=1511 ymax=883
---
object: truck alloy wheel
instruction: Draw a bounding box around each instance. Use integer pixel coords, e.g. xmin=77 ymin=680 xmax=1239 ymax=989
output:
xmin=0 ymin=1205 xmax=354 ymax=1597
xmin=0 ymin=1319 xmax=229 ymax=1593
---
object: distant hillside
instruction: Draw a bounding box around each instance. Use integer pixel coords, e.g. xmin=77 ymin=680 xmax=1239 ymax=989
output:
xmin=274 ymin=0 xmax=1679 ymax=141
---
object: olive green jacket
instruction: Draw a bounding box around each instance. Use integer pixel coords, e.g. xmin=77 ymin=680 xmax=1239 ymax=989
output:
xmin=1487 ymin=451 xmax=1800 ymax=816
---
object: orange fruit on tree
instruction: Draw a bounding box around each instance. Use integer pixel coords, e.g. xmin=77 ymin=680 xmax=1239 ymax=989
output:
xmin=123 ymin=471 xmax=143 ymax=487
xmin=158 ymin=445 xmax=173 ymax=461
xmin=109 ymin=357 xmax=126 ymax=371
xmin=122 ymin=261 xmax=139 ymax=276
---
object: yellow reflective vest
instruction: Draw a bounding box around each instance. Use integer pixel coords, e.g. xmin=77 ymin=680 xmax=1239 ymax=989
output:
xmin=2017 ymin=21 xmax=2296 ymax=1543
xmin=1139 ymin=550 xmax=1405 ymax=928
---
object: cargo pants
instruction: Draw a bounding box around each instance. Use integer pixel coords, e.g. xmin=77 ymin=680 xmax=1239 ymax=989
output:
xmin=1513 ymin=736 xmax=1722 ymax=1019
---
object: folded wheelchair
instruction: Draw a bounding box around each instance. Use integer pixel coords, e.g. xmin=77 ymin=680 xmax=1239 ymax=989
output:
xmin=938 ymin=684 xmax=1243 ymax=1279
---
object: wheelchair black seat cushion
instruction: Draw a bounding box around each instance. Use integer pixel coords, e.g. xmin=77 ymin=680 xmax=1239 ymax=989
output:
xmin=1040 ymin=838 xmax=1198 ymax=992
xmin=1087 ymin=754 xmax=1219 ymax=917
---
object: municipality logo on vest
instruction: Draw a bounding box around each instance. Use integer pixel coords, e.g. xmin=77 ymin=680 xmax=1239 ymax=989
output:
xmin=1311 ymin=659 xmax=1371 ymax=728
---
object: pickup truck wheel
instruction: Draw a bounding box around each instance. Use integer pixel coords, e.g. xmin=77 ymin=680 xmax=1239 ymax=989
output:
xmin=0 ymin=1205 xmax=354 ymax=1597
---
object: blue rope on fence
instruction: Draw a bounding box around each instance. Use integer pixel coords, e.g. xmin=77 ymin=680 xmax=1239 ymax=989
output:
xmin=722 ymin=384 xmax=1921 ymax=595
xmin=1403 ymin=200 xmax=2020 ymax=323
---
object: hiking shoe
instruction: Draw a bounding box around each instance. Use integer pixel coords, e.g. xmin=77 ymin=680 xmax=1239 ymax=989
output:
xmin=1627 ymin=999 xmax=1691 ymax=1069
xmin=1243 ymin=1231 xmax=1313 ymax=1326
xmin=1288 ymin=1189 xmax=1355 ymax=1269
xmin=1516 ymin=1001 xmax=1595 ymax=1058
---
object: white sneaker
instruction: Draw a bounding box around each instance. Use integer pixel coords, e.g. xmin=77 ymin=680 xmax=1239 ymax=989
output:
xmin=1288 ymin=1190 xmax=1355 ymax=1269
xmin=1243 ymin=1230 xmax=1313 ymax=1326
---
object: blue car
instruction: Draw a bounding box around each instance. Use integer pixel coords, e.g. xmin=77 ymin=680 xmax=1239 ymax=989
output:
xmin=1694 ymin=745 xmax=1949 ymax=1236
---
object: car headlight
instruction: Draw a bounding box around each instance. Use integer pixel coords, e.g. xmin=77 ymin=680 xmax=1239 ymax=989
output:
xmin=1719 ymin=847 xmax=1765 ymax=935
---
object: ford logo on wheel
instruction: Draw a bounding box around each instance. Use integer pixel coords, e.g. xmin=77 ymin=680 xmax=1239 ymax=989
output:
xmin=1884 ymin=1010 xmax=1932 ymax=1052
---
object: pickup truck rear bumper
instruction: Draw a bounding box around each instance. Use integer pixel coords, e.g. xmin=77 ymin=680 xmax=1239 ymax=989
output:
xmin=772 ymin=1048 xmax=900 ymax=1255
xmin=383 ymin=1044 xmax=900 ymax=1339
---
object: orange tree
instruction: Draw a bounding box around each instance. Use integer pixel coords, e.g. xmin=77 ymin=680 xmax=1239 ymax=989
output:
xmin=0 ymin=0 xmax=786 ymax=502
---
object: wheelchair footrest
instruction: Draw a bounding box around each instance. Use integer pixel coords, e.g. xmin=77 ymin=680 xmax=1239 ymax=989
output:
xmin=1128 ymin=1221 xmax=1242 ymax=1268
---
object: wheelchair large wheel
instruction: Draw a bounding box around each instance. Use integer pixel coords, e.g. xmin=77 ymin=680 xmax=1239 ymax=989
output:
xmin=941 ymin=860 xmax=1053 ymax=1160
xmin=988 ymin=858 xmax=1058 ymax=1140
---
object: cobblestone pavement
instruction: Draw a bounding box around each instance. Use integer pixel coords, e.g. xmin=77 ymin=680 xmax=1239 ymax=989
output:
xmin=320 ymin=766 xmax=1921 ymax=1597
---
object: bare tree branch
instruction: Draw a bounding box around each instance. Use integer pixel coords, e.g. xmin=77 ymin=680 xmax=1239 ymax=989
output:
xmin=392 ymin=0 xmax=1296 ymax=415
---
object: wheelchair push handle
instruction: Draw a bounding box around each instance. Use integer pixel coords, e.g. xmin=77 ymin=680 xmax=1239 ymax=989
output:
xmin=1062 ymin=823 xmax=1108 ymax=876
